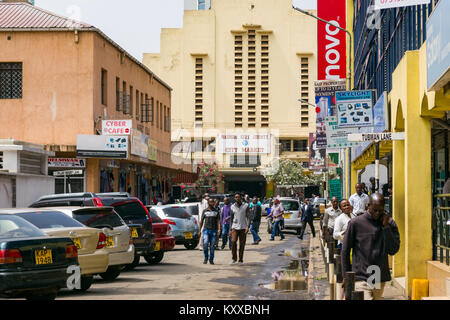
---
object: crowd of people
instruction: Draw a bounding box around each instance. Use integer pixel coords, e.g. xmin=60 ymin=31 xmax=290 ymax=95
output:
xmin=321 ymin=183 xmax=400 ymax=300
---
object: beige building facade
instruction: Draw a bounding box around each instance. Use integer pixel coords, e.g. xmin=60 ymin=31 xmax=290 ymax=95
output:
xmin=144 ymin=0 xmax=317 ymax=196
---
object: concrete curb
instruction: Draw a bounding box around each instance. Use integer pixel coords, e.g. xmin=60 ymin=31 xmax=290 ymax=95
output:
xmin=307 ymin=220 xmax=330 ymax=299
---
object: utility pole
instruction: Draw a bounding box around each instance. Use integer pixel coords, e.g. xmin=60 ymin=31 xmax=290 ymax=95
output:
xmin=294 ymin=6 xmax=354 ymax=198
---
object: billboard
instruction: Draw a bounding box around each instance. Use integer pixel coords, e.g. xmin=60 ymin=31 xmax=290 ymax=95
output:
xmin=374 ymin=0 xmax=430 ymax=10
xmin=336 ymin=90 xmax=375 ymax=128
xmin=317 ymin=0 xmax=347 ymax=80
xmin=217 ymin=133 xmax=271 ymax=154
xmin=76 ymin=135 xmax=128 ymax=159
xmin=309 ymin=133 xmax=326 ymax=170
xmin=102 ymin=120 xmax=132 ymax=135
xmin=131 ymin=130 xmax=149 ymax=159
xmin=325 ymin=116 xmax=360 ymax=149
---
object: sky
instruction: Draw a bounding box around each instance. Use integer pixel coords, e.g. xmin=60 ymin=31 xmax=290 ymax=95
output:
xmin=35 ymin=0 xmax=317 ymax=61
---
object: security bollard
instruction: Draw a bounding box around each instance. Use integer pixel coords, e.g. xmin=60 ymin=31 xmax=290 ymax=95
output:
xmin=352 ymin=291 xmax=364 ymax=300
xmin=329 ymin=262 xmax=335 ymax=300
xmin=335 ymin=255 xmax=343 ymax=300
xmin=344 ymin=272 xmax=355 ymax=301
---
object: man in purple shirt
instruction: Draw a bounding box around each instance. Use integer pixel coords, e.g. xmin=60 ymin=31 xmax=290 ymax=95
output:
xmin=220 ymin=197 xmax=232 ymax=250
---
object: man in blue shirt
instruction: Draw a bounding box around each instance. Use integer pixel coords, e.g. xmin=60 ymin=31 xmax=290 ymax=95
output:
xmin=220 ymin=197 xmax=232 ymax=250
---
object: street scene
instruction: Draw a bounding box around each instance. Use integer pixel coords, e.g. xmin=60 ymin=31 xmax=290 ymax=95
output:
xmin=0 ymin=0 xmax=449 ymax=306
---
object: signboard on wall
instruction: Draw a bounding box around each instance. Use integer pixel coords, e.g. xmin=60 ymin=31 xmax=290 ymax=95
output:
xmin=317 ymin=0 xmax=347 ymax=80
xmin=427 ymin=0 xmax=450 ymax=91
xmin=148 ymin=139 xmax=158 ymax=162
xmin=374 ymin=0 xmax=430 ymax=10
xmin=217 ymin=133 xmax=271 ymax=154
xmin=336 ymin=90 xmax=374 ymax=128
xmin=325 ymin=116 xmax=360 ymax=148
xmin=48 ymin=158 xmax=85 ymax=168
xmin=131 ymin=130 xmax=149 ymax=159
xmin=102 ymin=120 xmax=132 ymax=135
xmin=76 ymin=135 xmax=128 ymax=159
xmin=309 ymin=133 xmax=326 ymax=170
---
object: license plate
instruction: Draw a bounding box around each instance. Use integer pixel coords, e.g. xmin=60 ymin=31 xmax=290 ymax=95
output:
xmin=106 ymin=236 xmax=114 ymax=248
xmin=132 ymin=228 xmax=138 ymax=238
xmin=73 ymin=238 xmax=82 ymax=249
xmin=35 ymin=249 xmax=53 ymax=265
xmin=155 ymin=242 xmax=160 ymax=251
xmin=284 ymin=214 xmax=291 ymax=219
xmin=184 ymin=232 xmax=193 ymax=240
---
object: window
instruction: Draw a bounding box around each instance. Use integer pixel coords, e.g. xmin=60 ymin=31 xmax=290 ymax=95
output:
xmin=136 ymin=90 xmax=140 ymax=120
xmin=156 ymin=101 xmax=159 ymax=128
xmin=148 ymin=209 xmax=163 ymax=223
xmin=162 ymin=207 xmax=191 ymax=219
xmin=101 ymin=69 xmax=107 ymax=105
xmin=0 ymin=63 xmax=22 ymax=99
xmin=17 ymin=211 xmax=85 ymax=229
xmin=280 ymin=140 xmax=291 ymax=152
xmin=115 ymin=77 xmax=120 ymax=111
xmin=72 ymin=208 xmax=125 ymax=228
xmin=293 ymin=140 xmax=308 ymax=152
xmin=0 ymin=215 xmax=45 ymax=239
xmin=129 ymin=86 xmax=133 ymax=115
xmin=110 ymin=201 xmax=149 ymax=220
xmin=198 ymin=0 xmax=206 ymax=10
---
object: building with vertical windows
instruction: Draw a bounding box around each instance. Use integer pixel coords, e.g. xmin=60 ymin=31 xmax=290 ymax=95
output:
xmin=144 ymin=0 xmax=317 ymax=197
xmin=346 ymin=0 xmax=450 ymax=299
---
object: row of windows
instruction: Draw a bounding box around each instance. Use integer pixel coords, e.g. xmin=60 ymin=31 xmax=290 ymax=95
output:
xmin=299 ymin=56 xmax=310 ymax=128
xmin=101 ymin=69 xmax=170 ymax=133
xmin=280 ymin=139 xmax=308 ymax=152
xmin=194 ymin=58 xmax=204 ymax=127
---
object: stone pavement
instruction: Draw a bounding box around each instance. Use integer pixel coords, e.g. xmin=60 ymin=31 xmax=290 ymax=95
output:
xmin=309 ymin=220 xmax=406 ymax=300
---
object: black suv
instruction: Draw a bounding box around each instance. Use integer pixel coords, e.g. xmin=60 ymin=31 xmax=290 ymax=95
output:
xmin=29 ymin=192 xmax=155 ymax=270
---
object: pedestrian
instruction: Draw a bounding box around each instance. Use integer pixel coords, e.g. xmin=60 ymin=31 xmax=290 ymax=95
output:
xmin=250 ymin=198 xmax=262 ymax=245
xmin=198 ymin=198 xmax=221 ymax=265
xmin=229 ymin=193 xmax=251 ymax=265
xmin=349 ymin=183 xmax=370 ymax=216
xmin=298 ymin=198 xmax=315 ymax=240
xmin=333 ymin=199 xmax=355 ymax=249
xmin=368 ymin=177 xmax=376 ymax=194
xmin=220 ymin=197 xmax=232 ymax=250
xmin=341 ymin=193 xmax=400 ymax=300
xmin=322 ymin=197 xmax=342 ymax=244
xmin=198 ymin=193 xmax=210 ymax=251
xmin=361 ymin=182 xmax=369 ymax=195
xmin=270 ymin=199 xmax=285 ymax=241
xmin=214 ymin=198 xmax=221 ymax=249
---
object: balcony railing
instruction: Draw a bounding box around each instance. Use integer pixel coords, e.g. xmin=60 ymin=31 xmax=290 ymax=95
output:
xmin=433 ymin=194 xmax=450 ymax=266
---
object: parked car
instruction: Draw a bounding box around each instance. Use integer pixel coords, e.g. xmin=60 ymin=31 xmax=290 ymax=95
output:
xmin=52 ymin=207 xmax=134 ymax=280
xmin=30 ymin=193 xmax=156 ymax=271
xmin=152 ymin=205 xmax=199 ymax=250
xmin=267 ymin=198 xmax=302 ymax=235
xmin=0 ymin=208 xmax=109 ymax=292
xmin=0 ymin=214 xmax=79 ymax=300
xmin=174 ymin=203 xmax=200 ymax=222
xmin=145 ymin=206 xmax=175 ymax=264
xmin=311 ymin=198 xmax=327 ymax=219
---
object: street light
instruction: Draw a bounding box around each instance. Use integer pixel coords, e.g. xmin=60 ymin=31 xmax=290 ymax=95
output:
xmin=293 ymin=6 xmax=353 ymax=91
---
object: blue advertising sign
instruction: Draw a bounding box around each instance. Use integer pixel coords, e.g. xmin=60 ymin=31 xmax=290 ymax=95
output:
xmin=427 ymin=0 xmax=450 ymax=91
xmin=336 ymin=91 xmax=374 ymax=128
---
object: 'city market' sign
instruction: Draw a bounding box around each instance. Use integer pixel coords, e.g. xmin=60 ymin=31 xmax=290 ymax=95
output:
xmin=217 ymin=133 xmax=271 ymax=154
xmin=348 ymin=132 xmax=405 ymax=142
xmin=374 ymin=0 xmax=430 ymax=10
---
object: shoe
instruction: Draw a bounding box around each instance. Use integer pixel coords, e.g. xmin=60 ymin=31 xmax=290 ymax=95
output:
xmin=209 ymin=261 xmax=214 ymax=265
xmin=221 ymin=245 xmax=225 ymax=250
xmin=280 ymin=237 xmax=285 ymax=241
xmin=270 ymin=238 xmax=274 ymax=241
xmin=229 ymin=260 xmax=237 ymax=265
xmin=257 ymin=239 xmax=262 ymax=244
xmin=203 ymin=259 xmax=208 ymax=264
xmin=238 ymin=261 xmax=244 ymax=265
xmin=251 ymin=242 xmax=258 ymax=245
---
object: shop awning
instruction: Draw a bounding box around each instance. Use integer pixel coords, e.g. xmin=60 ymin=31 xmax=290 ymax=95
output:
xmin=353 ymin=140 xmax=393 ymax=170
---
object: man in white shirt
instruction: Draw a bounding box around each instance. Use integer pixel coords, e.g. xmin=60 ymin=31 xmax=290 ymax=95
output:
xmin=349 ymin=184 xmax=370 ymax=216
xmin=322 ymin=197 xmax=342 ymax=243
xmin=333 ymin=199 xmax=355 ymax=248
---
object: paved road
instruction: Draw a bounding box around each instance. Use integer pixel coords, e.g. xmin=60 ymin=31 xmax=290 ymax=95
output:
xmin=55 ymin=220 xmax=318 ymax=300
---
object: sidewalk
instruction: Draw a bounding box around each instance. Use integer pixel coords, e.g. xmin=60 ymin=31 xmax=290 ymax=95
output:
xmin=310 ymin=220 xmax=405 ymax=300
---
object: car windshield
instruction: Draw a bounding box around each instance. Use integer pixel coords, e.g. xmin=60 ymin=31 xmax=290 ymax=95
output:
xmin=73 ymin=209 xmax=125 ymax=229
xmin=111 ymin=201 xmax=149 ymax=220
xmin=183 ymin=205 xmax=199 ymax=216
xmin=281 ymin=201 xmax=299 ymax=211
xmin=17 ymin=211 xmax=85 ymax=229
xmin=148 ymin=209 xmax=163 ymax=223
xmin=163 ymin=207 xmax=191 ymax=219
xmin=0 ymin=215 xmax=46 ymax=239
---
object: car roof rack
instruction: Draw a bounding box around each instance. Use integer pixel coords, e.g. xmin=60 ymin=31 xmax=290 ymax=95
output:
xmin=95 ymin=192 xmax=131 ymax=198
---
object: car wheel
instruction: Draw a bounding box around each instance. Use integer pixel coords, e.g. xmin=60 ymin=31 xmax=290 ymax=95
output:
xmin=25 ymin=289 xmax=58 ymax=301
xmin=75 ymin=276 xmax=94 ymax=292
xmin=143 ymin=251 xmax=164 ymax=265
xmin=99 ymin=266 xmax=122 ymax=281
xmin=124 ymin=254 xmax=141 ymax=271
xmin=184 ymin=240 xmax=199 ymax=250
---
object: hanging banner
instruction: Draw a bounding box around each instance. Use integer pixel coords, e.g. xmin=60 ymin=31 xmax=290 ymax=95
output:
xmin=315 ymin=79 xmax=347 ymax=116
xmin=131 ymin=130 xmax=149 ymax=159
xmin=148 ymin=139 xmax=158 ymax=161
xmin=374 ymin=0 xmax=430 ymax=10
xmin=309 ymin=133 xmax=327 ymax=170
xmin=325 ymin=116 xmax=360 ymax=149
xmin=336 ymin=90 xmax=375 ymax=128
xmin=318 ymin=0 xmax=347 ymax=80
xmin=316 ymin=121 xmax=327 ymax=149
xmin=329 ymin=179 xmax=342 ymax=200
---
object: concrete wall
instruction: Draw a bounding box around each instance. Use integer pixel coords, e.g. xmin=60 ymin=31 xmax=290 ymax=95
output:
xmin=427 ymin=261 xmax=450 ymax=297
xmin=0 ymin=173 xmax=54 ymax=208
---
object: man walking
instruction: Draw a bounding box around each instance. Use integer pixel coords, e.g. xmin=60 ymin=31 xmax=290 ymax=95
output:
xmin=198 ymin=198 xmax=221 ymax=265
xmin=220 ymin=197 xmax=232 ymax=250
xmin=349 ymin=183 xmax=370 ymax=216
xmin=250 ymin=198 xmax=262 ymax=245
xmin=229 ymin=193 xmax=251 ymax=265
xmin=341 ymin=193 xmax=400 ymax=300
xmin=322 ymin=197 xmax=342 ymax=243
xmin=270 ymin=199 xmax=285 ymax=241
xmin=298 ymin=198 xmax=315 ymax=240
xmin=368 ymin=177 xmax=376 ymax=194
xmin=333 ymin=199 xmax=355 ymax=249
xmin=198 ymin=193 xmax=210 ymax=251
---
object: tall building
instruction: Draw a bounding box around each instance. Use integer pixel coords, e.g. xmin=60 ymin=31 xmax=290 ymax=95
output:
xmin=144 ymin=0 xmax=317 ymax=197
